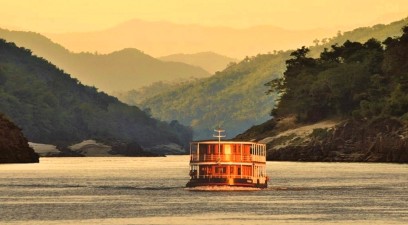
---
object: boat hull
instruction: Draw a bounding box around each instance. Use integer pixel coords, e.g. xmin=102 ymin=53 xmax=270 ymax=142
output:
xmin=186 ymin=178 xmax=267 ymax=189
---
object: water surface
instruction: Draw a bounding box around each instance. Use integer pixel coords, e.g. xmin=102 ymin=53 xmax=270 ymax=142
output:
xmin=0 ymin=156 xmax=407 ymax=224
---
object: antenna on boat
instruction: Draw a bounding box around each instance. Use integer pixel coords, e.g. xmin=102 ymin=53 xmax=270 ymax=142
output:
xmin=213 ymin=127 xmax=226 ymax=163
xmin=213 ymin=127 xmax=226 ymax=142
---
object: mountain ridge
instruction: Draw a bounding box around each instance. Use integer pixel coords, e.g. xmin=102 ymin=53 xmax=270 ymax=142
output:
xmin=45 ymin=18 xmax=336 ymax=58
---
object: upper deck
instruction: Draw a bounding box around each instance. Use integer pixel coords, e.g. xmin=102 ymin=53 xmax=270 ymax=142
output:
xmin=190 ymin=141 xmax=266 ymax=163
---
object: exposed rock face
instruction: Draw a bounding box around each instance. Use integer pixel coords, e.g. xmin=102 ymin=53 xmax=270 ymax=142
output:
xmin=0 ymin=114 xmax=39 ymax=163
xmin=267 ymin=118 xmax=408 ymax=163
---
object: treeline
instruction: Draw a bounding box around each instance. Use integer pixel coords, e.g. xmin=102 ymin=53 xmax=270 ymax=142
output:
xmin=0 ymin=39 xmax=192 ymax=148
xmin=266 ymin=26 xmax=408 ymax=122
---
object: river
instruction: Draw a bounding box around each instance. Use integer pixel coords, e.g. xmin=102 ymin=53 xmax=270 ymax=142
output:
xmin=0 ymin=156 xmax=407 ymax=224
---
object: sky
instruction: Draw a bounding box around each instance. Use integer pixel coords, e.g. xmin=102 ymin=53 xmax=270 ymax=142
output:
xmin=0 ymin=0 xmax=407 ymax=33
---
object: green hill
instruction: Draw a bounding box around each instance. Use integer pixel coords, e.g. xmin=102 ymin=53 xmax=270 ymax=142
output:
xmin=139 ymin=18 xmax=408 ymax=140
xmin=0 ymin=28 xmax=210 ymax=93
xmin=0 ymin=39 xmax=192 ymax=150
xmin=159 ymin=52 xmax=238 ymax=74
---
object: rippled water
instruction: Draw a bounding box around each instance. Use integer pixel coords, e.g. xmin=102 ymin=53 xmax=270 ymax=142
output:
xmin=0 ymin=156 xmax=407 ymax=224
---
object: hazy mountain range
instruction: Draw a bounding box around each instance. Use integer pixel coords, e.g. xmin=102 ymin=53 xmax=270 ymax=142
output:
xmin=45 ymin=19 xmax=336 ymax=58
xmin=0 ymin=28 xmax=210 ymax=93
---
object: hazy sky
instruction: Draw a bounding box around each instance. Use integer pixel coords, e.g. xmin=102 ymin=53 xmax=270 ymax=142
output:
xmin=0 ymin=0 xmax=407 ymax=33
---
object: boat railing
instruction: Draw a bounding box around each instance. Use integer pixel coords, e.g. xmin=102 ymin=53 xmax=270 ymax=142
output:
xmin=196 ymin=175 xmax=254 ymax=179
xmin=191 ymin=154 xmax=266 ymax=162
xmin=251 ymin=155 xmax=266 ymax=162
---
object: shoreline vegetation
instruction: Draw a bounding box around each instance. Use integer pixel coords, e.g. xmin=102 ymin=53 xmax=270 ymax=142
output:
xmin=236 ymin=26 xmax=408 ymax=163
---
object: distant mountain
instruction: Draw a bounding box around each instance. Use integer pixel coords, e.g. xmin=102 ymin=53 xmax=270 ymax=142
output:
xmin=0 ymin=28 xmax=210 ymax=93
xmin=0 ymin=39 xmax=192 ymax=150
xmin=45 ymin=19 xmax=335 ymax=58
xmin=159 ymin=52 xmax=238 ymax=74
xmin=137 ymin=18 xmax=408 ymax=140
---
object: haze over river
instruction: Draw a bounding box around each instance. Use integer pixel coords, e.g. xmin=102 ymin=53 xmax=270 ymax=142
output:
xmin=0 ymin=156 xmax=406 ymax=224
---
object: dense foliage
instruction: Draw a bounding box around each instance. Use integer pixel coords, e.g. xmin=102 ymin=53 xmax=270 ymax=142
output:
xmin=266 ymin=26 xmax=408 ymax=122
xmin=0 ymin=39 xmax=192 ymax=148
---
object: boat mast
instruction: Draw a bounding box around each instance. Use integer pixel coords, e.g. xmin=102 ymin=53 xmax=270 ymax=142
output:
xmin=213 ymin=127 xmax=226 ymax=161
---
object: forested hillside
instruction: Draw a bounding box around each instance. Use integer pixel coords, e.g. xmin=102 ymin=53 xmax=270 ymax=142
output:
xmin=139 ymin=18 xmax=408 ymax=140
xmin=0 ymin=28 xmax=209 ymax=93
xmin=142 ymin=53 xmax=288 ymax=139
xmin=268 ymin=26 xmax=408 ymax=122
xmin=236 ymin=26 xmax=408 ymax=163
xmin=0 ymin=39 xmax=192 ymax=149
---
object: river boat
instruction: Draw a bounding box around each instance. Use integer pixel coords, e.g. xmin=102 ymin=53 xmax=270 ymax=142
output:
xmin=186 ymin=129 xmax=268 ymax=188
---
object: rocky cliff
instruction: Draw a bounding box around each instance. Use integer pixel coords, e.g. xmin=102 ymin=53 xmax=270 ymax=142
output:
xmin=236 ymin=117 xmax=408 ymax=163
xmin=0 ymin=114 xmax=39 ymax=163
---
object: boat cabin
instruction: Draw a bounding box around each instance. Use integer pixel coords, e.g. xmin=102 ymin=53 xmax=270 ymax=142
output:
xmin=186 ymin=140 xmax=268 ymax=188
